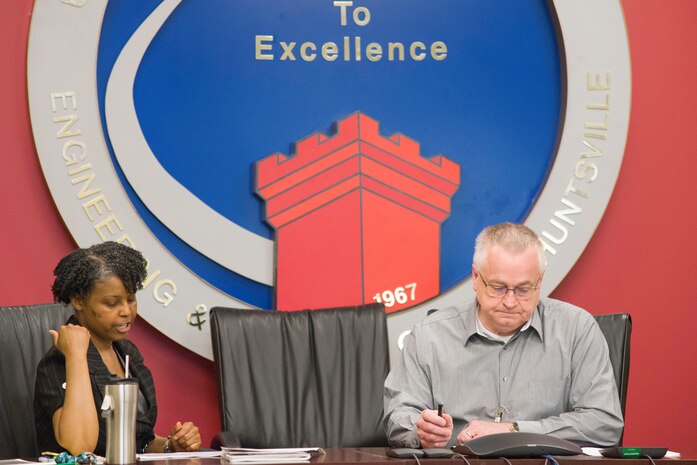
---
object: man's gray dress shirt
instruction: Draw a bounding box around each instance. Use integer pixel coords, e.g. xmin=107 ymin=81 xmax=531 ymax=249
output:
xmin=383 ymin=298 xmax=623 ymax=447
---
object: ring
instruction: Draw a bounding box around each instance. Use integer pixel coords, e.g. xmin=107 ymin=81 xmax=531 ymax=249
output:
xmin=465 ymin=431 xmax=474 ymax=438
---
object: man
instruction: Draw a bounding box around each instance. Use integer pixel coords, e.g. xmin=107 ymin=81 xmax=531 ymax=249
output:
xmin=383 ymin=223 xmax=623 ymax=448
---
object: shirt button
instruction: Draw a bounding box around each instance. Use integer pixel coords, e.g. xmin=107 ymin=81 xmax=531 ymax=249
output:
xmin=503 ymin=376 xmax=509 ymax=382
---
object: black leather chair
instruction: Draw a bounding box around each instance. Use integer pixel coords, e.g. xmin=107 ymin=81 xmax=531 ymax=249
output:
xmin=210 ymin=303 xmax=390 ymax=449
xmin=0 ymin=303 xmax=73 ymax=459
xmin=594 ymin=313 xmax=632 ymax=438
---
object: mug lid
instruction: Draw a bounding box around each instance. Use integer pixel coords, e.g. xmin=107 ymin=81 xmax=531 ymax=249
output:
xmin=105 ymin=376 xmax=138 ymax=385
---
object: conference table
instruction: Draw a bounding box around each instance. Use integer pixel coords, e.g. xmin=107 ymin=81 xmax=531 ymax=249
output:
xmin=143 ymin=448 xmax=697 ymax=465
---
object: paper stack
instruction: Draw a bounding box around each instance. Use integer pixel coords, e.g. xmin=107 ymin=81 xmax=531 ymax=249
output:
xmin=221 ymin=447 xmax=324 ymax=464
xmin=137 ymin=450 xmax=221 ymax=461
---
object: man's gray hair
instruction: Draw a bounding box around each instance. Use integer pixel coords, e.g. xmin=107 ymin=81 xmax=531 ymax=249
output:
xmin=473 ymin=222 xmax=547 ymax=272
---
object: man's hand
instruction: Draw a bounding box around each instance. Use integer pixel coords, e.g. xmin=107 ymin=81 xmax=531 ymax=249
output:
xmin=456 ymin=420 xmax=514 ymax=443
xmin=169 ymin=421 xmax=201 ymax=451
xmin=416 ymin=409 xmax=453 ymax=448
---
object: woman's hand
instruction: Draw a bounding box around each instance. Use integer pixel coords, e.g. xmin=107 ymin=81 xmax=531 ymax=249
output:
xmin=168 ymin=421 xmax=201 ymax=451
xmin=50 ymin=324 xmax=91 ymax=359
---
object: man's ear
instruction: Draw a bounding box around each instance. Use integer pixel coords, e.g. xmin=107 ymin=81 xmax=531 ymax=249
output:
xmin=537 ymin=271 xmax=545 ymax=289
xmin=472 ymin=266 xmax=479 ymax=291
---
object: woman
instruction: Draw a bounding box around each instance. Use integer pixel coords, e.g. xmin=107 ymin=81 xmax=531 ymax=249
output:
xmin=34 ymin=241 xmax=201 ymax=455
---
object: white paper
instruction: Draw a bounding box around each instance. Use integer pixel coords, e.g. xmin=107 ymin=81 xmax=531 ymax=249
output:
xmin=0 ymin=460 xmax=45 ymax=465
xmin=137 ymin=451 xmax=222 ymax=461
xmin=581 ymin=447 xmax=604 ymax=457
xmin=582 ymin=448 xmax=681 ymax=459
xmin=223 ymin=455 xmax=310 ymax=463
xmin=222 ymin=448 xmax=323 ymax=455
xmin=220 ymin=447 xmax=324 ymax=464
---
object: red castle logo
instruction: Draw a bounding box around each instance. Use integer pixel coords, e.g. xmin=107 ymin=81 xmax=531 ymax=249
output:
xmin=256 ymin=113 xmax=460 ymax=312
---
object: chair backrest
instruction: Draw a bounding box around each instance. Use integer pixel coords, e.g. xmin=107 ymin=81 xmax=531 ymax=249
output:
xmin=210 ymin=303 xmax=390 ymax=448
xmin=594 ymin=312 xmax=631 ymax=445
xmin=593 ymin=313 xmax=631 ymax=415
xmin=0 ymin=303 xmax=73 ymax=459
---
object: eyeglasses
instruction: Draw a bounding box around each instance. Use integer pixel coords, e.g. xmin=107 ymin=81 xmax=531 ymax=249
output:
xmin=477 ymin=272 xmax=541 ymax=300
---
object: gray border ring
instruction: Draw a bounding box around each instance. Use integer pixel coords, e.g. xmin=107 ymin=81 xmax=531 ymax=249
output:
xmin=27 ymin=0 xmax=630 ymax=362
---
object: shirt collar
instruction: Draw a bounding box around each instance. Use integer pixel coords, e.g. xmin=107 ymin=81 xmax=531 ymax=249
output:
xmin=529 ymin=298 xmax=545 ymax=341
xmin=461 ymin=298 xmax=545 ymax=345
xmin=460 ymin=300 xmax=480 ymax=345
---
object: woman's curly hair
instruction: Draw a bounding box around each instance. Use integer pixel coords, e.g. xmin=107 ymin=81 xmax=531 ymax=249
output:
xmin=52 ymin=241 xmax=148 ymax=304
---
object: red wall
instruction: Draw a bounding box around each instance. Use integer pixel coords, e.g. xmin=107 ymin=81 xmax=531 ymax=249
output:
xmin=2 ymin=0 xmax=696 ymax=453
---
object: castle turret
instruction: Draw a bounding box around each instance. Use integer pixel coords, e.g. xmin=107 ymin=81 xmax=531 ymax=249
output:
xmin=256 ymin=113 xmax=460 ymax=312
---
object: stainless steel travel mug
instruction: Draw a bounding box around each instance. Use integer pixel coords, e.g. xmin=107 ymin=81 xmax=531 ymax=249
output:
xmin=101 ymin=378 xmax=138 ymax=464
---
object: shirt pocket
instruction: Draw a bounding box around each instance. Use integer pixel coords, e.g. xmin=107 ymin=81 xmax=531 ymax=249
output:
xmin=513 ymin=376 xmax=570 ymax=419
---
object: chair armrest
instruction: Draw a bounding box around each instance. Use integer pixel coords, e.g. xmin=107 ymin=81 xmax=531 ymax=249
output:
xmin=210 ymin=431 xmax=241 ymax=450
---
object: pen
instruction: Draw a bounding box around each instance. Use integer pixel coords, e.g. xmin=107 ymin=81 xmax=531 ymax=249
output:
xmin=437 ymin=401 xmax=444 ymax=417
